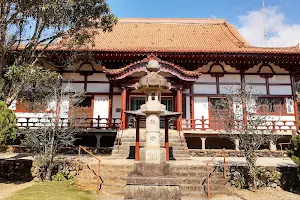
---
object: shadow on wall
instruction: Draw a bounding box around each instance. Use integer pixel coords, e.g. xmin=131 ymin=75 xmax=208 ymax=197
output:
xmin=0 ymin=159 xmax=33 ymax=183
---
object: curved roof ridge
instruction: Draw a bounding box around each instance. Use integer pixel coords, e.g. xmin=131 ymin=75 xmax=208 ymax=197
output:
xmin=219 ymin=22 xmax=249 ymax=48
xmin=118 ymin=18 xmax=226 ymax=25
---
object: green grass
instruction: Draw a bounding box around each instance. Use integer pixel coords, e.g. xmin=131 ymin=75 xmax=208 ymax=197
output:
xmin=5 ymin=181 xmax=96 ymax=200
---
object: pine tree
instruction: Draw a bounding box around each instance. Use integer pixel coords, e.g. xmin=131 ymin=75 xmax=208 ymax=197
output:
xmin=0 ymin=101 xmax=17 ymax=145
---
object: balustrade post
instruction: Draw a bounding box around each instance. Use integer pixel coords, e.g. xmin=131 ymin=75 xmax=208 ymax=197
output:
xmin=201 ymin=116 xmax=205 ymax=131
xmin=97 ymin=115 xmax=100 ymax=128
xmin=26 ymin=117 xmax=30 ymax=128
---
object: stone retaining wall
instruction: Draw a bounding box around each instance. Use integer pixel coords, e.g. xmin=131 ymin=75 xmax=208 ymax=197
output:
xmin=1 ymin=145 xmax=113 ymax=155
xmin=0 ymin=159 xmax=32 ymax=181
xmin=189 ymin=149 xmax=288 ymax=157
xmin=227 ymin=165 xmax=299 ymax=191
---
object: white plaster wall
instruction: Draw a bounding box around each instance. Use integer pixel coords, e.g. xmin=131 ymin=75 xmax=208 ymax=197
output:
xmin=185 ymin=96 xmax=191 ymax=119
xmin=194 ymin=85 xmax=217 ymax=94
xmin=88 ymin=73 xmax=108 ymax=81
xmin=183 ymin=89 xmax=191 ymax=94
xmin=286 ymin=98 xmax=294 ymax=114
xmin=93 ymin=95 xmax=109 ymax=127
xmin=245 ymin=75 xmax=265 ymax=83
xmin=63 ymin=73 xmax=84 ymax=81
xmin=233 ymin=101 xmax=243 ymax=120
xmin=269 ymin=86 xmax=292 ymax=95
xmin=112 ymin=95 xmax=122 ymax=118
xmin=62 ymin=83 xmax=84 ymax=93
xmin=220 ymin=85 xmax=241 ymax=94
xmin=246 ymin=85 xmax=267 ymax=94
xmin=60 ymin=96 xmax=70 ymax=118
xmin=219 ymin=75 xmax=241 ymax=83
xmin=87 ymin=83 xmax=110 ymax=93
xmin=196 ymin=74 xmax=216 ymax=83
xmin=194 ymin=97 xmax=209 ymax=129
xmin=9 ymin=100 xmax=17 ymax=110
xmin=269 ymin=75 xmax=291 ymax=84
xmin=93 ymin=95 xmax=109 ymax=118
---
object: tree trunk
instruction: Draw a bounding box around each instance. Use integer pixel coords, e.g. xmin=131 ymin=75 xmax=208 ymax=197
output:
xmin=245 ymin=150 xmax=257 ymax=191
xmin=45 ymin=132 xmax=55 ymax=180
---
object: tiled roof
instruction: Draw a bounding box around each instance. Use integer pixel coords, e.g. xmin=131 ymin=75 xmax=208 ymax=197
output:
xmin=49 ymin=18 xmax=300 ymax=54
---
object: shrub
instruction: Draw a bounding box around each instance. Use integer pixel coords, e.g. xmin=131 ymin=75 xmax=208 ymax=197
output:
xmin=288 ymin=134 xmax=300 ymax=180
xmin=52 ymin=173 xmax=67 ymax=181
xmin=0 ymin=101 xmax=17 ymax=145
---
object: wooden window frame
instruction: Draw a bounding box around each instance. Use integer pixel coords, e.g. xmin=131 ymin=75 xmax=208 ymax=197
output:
xmin=15 ymin=99 xmax=50 ymax=113
xmin=256 ymin=97 xmax=288 ymax=116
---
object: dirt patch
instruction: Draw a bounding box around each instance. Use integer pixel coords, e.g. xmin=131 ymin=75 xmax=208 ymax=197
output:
xmin=0 ymin=182 xmax=35 ymax=200
xmin=228 ymin=187 xmax=300 ymax=200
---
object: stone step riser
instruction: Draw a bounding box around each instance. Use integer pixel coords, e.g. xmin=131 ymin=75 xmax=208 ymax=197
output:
xmin=115 ymin=138 xmax=186 ymax=143
xmin=113 ymin=143 xmax=188 ymax=147
xmin=112 ymin=150 xmax=188 ymax=154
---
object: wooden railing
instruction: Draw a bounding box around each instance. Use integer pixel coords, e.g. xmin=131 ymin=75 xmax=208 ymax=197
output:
xmin=17 ymin=116 xmax=121 ymax=129
xmin=77 ymin=145 xmax=102 ymax=191
xmin=183 ymin=117 xmax=297 ymax=132
xmin=206 ymin=149 xmax=226 ymax=199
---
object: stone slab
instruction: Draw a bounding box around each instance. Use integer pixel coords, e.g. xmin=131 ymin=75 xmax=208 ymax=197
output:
xmin=127 ymin=171 xmax=182 ymax=185
xmin=140 ymin=147 xmax=166 ymax=164
xmin=124 ymin=185 xmax=181 ymax=200
xmin=134 ymin=163 xmax=170 ymax=177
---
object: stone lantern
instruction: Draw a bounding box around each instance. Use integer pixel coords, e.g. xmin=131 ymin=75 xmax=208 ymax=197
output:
xmin=124 ymin=60 xmax=181 ymax=200
xmin=135 ymin=60 xmax=171 ymax=164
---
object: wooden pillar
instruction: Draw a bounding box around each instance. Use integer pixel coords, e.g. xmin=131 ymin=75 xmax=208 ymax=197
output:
xmin=176 ymin=89 xmax=182 ymax=131
xmin=165 ymin=116 xmax=169 ymax=161
xmin=135 ymin=117 xmax=140 ymax=161
xmin=291 ymin=74 xmax=299 ymax=133
xmin=121 ymin=87 xmax=127 ymax=130
xmin=190 ymin=86 xmax=195 ymax=129
xmin=108 ymin=84 xmax=113 ymax=127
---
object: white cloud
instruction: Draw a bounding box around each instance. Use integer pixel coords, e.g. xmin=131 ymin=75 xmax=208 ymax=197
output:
xmin=237 ymin=7 xmax=300 ymax=47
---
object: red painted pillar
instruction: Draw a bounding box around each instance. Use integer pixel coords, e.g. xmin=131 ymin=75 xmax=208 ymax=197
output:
xmin=190 ymin=86 xmax=195 ymax=129
xmin=121 ymin=87 xmax=127 ymax=130
xmin=176 ymin=89 xmax=182 ymax=131
xmin=108 ymin=84 xmax=113 ymax=128
xmin=165 ymin=116 xmax=169 ymax=161
xmin=135 ymin=117 xmax=140 ymax=161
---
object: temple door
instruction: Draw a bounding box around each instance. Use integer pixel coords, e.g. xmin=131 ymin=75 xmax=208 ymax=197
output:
xmin=210 ymin=98 xmax=230 ymax=130
xmin=69 ymin=96 xmax=93 ymax=127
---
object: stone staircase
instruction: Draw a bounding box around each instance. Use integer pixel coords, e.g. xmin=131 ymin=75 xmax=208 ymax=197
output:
xmin=111 ymin=128 xmax=190 ymax=160
xmin=76 ymin=162 xmax=231 ymax=198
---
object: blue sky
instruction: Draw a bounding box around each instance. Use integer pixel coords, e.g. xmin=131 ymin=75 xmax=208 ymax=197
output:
xmin=107 ymin=0 xmax=300 ymax=47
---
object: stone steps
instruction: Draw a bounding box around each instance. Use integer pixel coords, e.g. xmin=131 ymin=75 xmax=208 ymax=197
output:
xmin=112 ymin=129 xmax=190 ymax=160
xmin=76 ymin=162 xmax=228 ymax=197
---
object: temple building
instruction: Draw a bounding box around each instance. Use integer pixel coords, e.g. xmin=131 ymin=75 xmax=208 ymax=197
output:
xmin=13 ymin=18 xmax=300 ymax=152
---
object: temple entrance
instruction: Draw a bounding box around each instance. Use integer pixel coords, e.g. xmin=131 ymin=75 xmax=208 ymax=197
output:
xmin=129 ymin=96 xmax=173 ymax=128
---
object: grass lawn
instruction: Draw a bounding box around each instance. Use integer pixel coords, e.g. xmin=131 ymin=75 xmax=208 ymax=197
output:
xmin=5 ymin=181 xmax=96 ymax=200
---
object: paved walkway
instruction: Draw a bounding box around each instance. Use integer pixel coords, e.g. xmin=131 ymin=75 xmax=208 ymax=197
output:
xmin=0 ymin=153 xmax=296 ymax=167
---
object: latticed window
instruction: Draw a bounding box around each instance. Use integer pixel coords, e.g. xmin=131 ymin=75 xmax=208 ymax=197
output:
xmin=16 ymin=99 xmax=46 ymax=112
xmin=256 ymin=98 xmax=285 ymax=114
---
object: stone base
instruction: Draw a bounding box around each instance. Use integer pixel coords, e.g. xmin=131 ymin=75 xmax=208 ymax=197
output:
xmin=125 ymin=172 xmax=181 ymax=200
xmin=140 ymin=148 xmax=166 ymax=164
xmin=124 ymin=185 xmax=181 ymax=200
xmin=134 ymin=163 xmax=170 ymax=177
